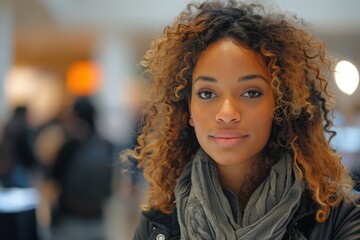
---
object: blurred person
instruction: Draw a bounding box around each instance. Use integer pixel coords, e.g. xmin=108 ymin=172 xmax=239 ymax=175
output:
xmin=49 ymin=97 xmax=114 ymax=240
xmin=32 ymin=105 xmax=70 ymax=235
xmin=0 ymin=106 xmax=39 ymax=240
xmin=122 ymin=1 xmax=360 ymax=239
xmin=0 ymin=105 xmax=37 ymax=187
xmin=33 ymin=111 xmax=68 ymax=179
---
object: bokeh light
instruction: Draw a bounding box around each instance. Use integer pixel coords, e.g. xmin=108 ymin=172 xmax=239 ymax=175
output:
xmin=334 ymin=60 xmax=359 ymax=95
xmin=66 ymin=60 xmax=102 ymax=96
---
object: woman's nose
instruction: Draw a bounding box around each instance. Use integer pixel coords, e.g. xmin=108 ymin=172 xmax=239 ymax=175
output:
xmin=215 ymin=98 xmax=241 ymax=123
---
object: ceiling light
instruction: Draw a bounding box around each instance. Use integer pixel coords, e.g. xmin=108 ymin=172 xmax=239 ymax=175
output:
xmin=334 ymin=60 xmax=359 ymax=95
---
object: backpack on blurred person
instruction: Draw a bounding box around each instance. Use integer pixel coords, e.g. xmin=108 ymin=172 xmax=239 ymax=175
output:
xmin=55 ymin=135 xmax=113 ymax=218
xmin=50 ymin=98 xmax=114 ymax=220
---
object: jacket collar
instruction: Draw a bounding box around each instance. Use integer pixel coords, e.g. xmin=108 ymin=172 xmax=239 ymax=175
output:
xmin=143 ymin=208 xmax=180 ymax=236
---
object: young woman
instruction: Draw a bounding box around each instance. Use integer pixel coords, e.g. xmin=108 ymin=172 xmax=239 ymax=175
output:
xmin=126 ymin=1 xmax=360 ymax=239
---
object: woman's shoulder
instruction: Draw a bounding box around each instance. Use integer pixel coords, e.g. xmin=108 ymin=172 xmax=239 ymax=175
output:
xmin=330 ymin=190 xmax=360 ymax=220
xmin=133 ymin=209 xmax=179 ymax=240
xmin=133 ymin=213 xmax=152 ymax=240
xmin=296 ymin=190 xmax=360 ymax=239
xmin=325 ymin=191 xmax=360 ymax=238
xmin=331 ymin=191 xmax=360 ymax=222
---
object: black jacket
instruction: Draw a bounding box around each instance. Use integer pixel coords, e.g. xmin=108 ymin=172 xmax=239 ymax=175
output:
xmin=133 ymin=191 xmax=360 ymax=240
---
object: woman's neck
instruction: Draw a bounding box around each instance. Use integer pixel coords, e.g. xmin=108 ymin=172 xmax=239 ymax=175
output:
xmin=217 ymin=163 xmax=252 ymax=197
xmin=216 ymin=158 xmax=269 ymax=208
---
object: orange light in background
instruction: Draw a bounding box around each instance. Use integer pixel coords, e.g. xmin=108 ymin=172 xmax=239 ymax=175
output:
xmin=66 ymin=60 xmax=102 ymax=96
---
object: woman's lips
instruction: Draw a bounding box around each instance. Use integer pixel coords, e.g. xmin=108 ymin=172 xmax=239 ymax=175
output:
xmin=210 ymin=131 xmax=249 ymax=148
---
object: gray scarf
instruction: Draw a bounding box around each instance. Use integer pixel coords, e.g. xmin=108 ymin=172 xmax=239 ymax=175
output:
xmin=174 ymin=149 xmax=303 ymax=240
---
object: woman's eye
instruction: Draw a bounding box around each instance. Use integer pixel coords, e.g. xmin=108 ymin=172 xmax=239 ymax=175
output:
xmin=197 ymin=90 xmax=216 ymax=99
xmin=242 ymin=90 xmax=262 ymax=98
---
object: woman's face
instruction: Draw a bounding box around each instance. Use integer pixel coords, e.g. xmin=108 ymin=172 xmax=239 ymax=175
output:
xmin=189 ymin=38 xmax=275 ymax=168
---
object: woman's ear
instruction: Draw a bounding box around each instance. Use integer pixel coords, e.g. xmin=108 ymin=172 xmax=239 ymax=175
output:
xmin=188 ymin=102 xmax=194 ymax=127
xmin=189 ymin=115 xmax=194 ymax=127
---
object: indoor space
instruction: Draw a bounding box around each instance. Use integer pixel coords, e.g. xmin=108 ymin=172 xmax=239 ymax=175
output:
xmin=0 ymin=0 xmax=360 ymax=239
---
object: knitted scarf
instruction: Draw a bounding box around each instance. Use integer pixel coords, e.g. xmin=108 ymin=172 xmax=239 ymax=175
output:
xmin=174 ymin=149 xmax=303 ymax=240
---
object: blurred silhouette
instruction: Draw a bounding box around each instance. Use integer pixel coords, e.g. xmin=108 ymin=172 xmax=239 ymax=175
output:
xmin=0 ymin=106 xmax=37 ymax=187
xmin=48 ymin=97 xmax=114 ymax=240
xmin=34 ymin=114 xmax=68 ymax=181
xmin=0 ymin=106 xmax=39 ymax=240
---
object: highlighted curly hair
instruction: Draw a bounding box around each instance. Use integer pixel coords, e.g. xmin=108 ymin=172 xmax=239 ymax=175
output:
xmin=124 ymin=0 xmax=354 ymax=223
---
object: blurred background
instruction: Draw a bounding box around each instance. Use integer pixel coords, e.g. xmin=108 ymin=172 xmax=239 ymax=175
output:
xmin=0 ymin=0 xmax=359 ymax=239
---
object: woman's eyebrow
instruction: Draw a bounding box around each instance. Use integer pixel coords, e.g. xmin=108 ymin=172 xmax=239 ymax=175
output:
xmin=239 ymin=74 xmax=268 ymax=82
xmin=193 ymin=75 xmax=217 ymax=84
xmin=193 ymin=74 xmax=268 ymax=84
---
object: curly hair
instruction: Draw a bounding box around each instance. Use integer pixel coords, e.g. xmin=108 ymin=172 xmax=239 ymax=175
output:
xmin=123 ymin=0 xmax=354 ymax=223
